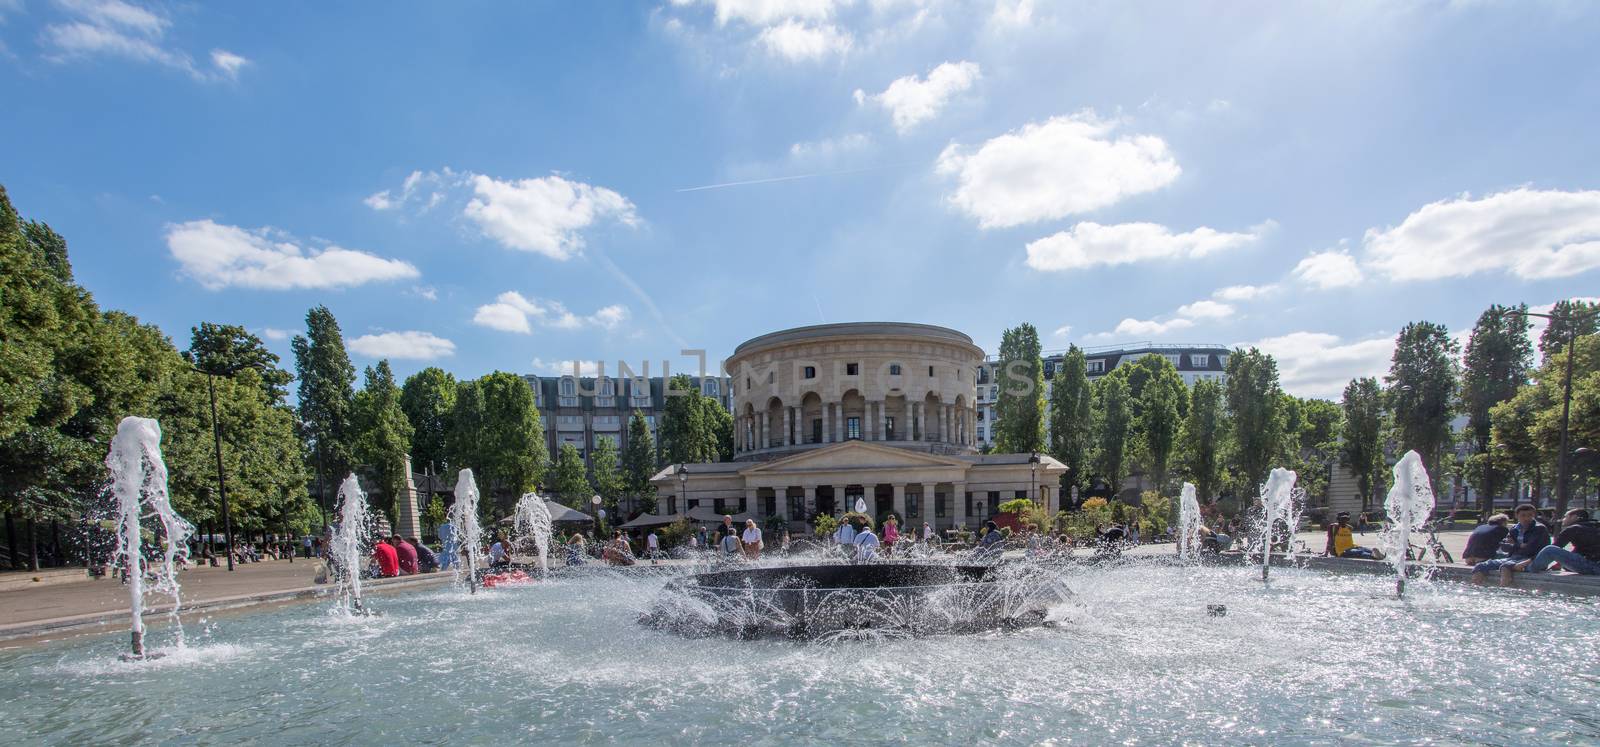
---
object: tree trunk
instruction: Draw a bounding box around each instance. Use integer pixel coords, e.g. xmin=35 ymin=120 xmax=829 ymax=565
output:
xmin=27 ymin=516 xmax=40 ymax=572
xmin=5 ymin=513 xmax=16 ymax=570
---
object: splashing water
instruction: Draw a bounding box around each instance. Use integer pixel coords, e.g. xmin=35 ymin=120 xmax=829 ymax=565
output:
xmin=106 ymin=417 xmax=194 ymax=659
xmin=1254 ymin=468 xmax=1302 ymax=583
xmin=330 ymin=475 xmax=372 ymax=615
xmin=449 ymin=469 xmax=485 ymax=592
xmin=513 ymin=492 xmax=553 ymax=577
xmin=1382 ymin=450 xmax=1435 ymax=598
xmin=1177 ymin=482 xmax=1202 ymax=563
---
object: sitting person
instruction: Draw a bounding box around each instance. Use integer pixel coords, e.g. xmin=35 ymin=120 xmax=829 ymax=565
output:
xmin=603 ymin=531 xmax=636 ymax=566
xmin=1472 ymin=504 xmax=1551 ymax=587
xmin=564 ymin=533 xmax=587 ymax=566
xmin=719 ymin=526 xmax=742 ymax=559
xmin=974 ymin=521 xmax=1006 ymax=561
xmin=1198 ymin=524 xmax=1231 ymax=554
xmin=487 ymin=534 xmax=512 ymax=570
xmin=371 ymin=537 xmax=399 ymax=578
xmin=1529 ymin=509 xmax=1600 ymax=576
xmin=1461 ymin=514 xmax=1510 ymax=565
xmin=1325 ymin=512 xmax=1382 ymax=560
xmin=391 ymin=534 xmax=418 ymax=575
xmin=410 ymin=537 xmax=439 ymax=573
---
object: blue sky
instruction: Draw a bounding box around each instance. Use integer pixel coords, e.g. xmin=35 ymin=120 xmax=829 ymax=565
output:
xmin=3 ymin=0 xmax=1598 ymax=399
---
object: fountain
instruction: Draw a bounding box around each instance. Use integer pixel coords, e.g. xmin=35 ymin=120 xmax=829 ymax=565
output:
xmin=105 ymin=416 xmax=194 ymax=660
xmin=448 ymin=469 xmax=485 ymax=592
xmin=1381 ymin=450 xmax=1435 ymax=599
xmin=513 ymin=492 xmax=553 ymax=577
xmin=641 ymin=562 xmax=1067 ymax=640
xmin=329 ymin=474 xmax=372 ymax=614
xmin=1177 ymin=482 xmax=1202 ymax=563
xmin=1254 ymin=468 xmax=1301 ymax=583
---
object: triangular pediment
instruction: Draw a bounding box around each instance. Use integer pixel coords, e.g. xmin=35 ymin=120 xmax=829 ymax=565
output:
xmin=739 ymin=441 xmax=969 ymax=476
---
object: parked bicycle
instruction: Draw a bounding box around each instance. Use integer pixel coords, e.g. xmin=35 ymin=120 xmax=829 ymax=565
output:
xmin=1406 ymin=518 xmax=1454 ymax=564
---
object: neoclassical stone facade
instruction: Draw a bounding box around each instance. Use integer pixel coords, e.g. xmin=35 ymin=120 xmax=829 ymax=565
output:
xmin=726 ymin=322 xmax=982 ymax=459
xmin=652 ymin=323 xmax=1065 ymax=532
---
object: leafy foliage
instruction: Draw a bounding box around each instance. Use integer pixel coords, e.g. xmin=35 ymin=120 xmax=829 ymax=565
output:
xmin=994 ymin=323 xmax=1046 ymax=453
xmin=399 ymin=367 xmax=457 ymax=473
xmin=1386 ymin=321 xmax=1460 ymax=494
xmin=1047 ymin=345 xmax=1093 ymax=491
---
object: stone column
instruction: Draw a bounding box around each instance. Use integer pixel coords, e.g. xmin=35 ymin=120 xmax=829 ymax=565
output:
xmin=395 ymin=455 xmax=422 ymax=539
xmin=833 ymin=485 xmax=848 ymax=514
xmin=953 ymin=480 xmax=968 ymax=529
xmin=946 ymin=405 xmax=955 ymax=443
xmin=913 ymin=402 xmax=924 ymax=441
xmin=921 ymin=483 xmax=940 ymax=530
xmin=746 ymin=487 xmax=759 ymax=518
xmin=892 ymin=483 xmax=907 ymax=521
xmin=879 ymin=401 xmax=889 ymax=442
xmin=803 ymin=485 xmax=817 ymax=518
xmin=824 ymin=404 xmax=833 ymax=444
xmin=865 ymin=401 xmax=875 ymax=441
xmin=904 ymin=399 xmax=913 ymax=441
xmin=759 ymin=412 xmax=768 ymax=450
xmin=836 ymin=403 xmax=845 ymax=442
xmin=783 ymin=407 xmax=793 ymax=447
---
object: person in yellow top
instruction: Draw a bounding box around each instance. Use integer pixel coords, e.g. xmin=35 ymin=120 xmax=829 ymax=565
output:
xmin=1325 ymin=512 xmax=1381 ymax=560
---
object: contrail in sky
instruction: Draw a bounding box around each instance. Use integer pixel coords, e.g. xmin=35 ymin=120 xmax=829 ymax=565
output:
xmin=674 ymin=164 xmax=900 ymax=193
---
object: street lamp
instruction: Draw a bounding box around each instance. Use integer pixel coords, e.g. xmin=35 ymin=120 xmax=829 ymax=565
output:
xmin=676 ymin=464 xmax=688 ymax=518
xmin=1508 ymin=307 xmax=1582 ymax=515
xmin=193 ymin=362 xmax=257 ymax=571
xmin=591 ymin=494 xmax=603 ymax=533
xmin=1028 ymin=451 xmax=1041 ymax=508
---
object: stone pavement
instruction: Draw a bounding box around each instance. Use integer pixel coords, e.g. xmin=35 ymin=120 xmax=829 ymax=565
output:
xmin=0 ymin=557 xmax=453 ymax=642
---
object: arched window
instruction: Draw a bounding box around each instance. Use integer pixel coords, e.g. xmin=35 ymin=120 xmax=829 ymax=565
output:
xmin=889 ymin=364 xmax=902 ymax=375
xmin=560 ymin=378 xmax=575 ymax=396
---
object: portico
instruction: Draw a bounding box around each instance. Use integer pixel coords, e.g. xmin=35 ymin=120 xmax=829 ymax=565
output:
xmin=652 ymin=440 xmax=1065 ymax=532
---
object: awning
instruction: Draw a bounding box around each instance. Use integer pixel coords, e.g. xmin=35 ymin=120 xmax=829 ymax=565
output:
xmin=618 ymin=512 xmax=677 ymax=529
xmin=546 ymin=500 xmax=596 ymax=523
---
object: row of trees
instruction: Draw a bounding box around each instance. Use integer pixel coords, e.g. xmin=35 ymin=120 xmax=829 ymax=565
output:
xmin=992 ymin=323 xmax=1336 ymax=510
xmin=991 ymin=303 xmax=1597 ymax=518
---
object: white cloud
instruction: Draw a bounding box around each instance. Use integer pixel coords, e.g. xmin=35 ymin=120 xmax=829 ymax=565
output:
xmin=937 ymin=113 xmax=1181 ymax=228
xmin=531 ymin=358 xmax=601 ymax=377
xmin=1052 ymin=324 xmax=1071 ymax=338
xmin=789 ymin=133 xmax=871 ymax=161
xmin=472 ymin=291 xmax=630 ymax=334
xmin=259 ymin=328 xmax=291 ymax=341
xmin=1213 ymin=284 xmax=1276 ymax=301
xmin=348 ymin=331 xmax=457 ymax=361
xmin=164 ymin=219 xmax=419 ymax=291
xmin=702 ymin=0 xmax=845 ymax=27
xmin=1242 ymin=331 xmax=1395 ymax=399
xmin=989 ymin=0 xmax=1034 ymax=28
xmin=1087 ymin=317 xmax=1195 ymax=340
xmin=41 ymin=0 xmax=248 ymax=81
xmin=1363 ymin=188 xmax=1600 ymax=281
xmin=856 ymin=60 xmax=980 ymax=133
xmin=1024 ymin=221 xmax=1268 ymax=272
xmin=1176 ymin=299 xmax=1234 ymax=320
xmin=758 ymin=20 xmax=852 ymax=61
xmin=1293 ymin=249 xmax=1364 ymax=289
xmin=411 ymin=285 xmax=438 ymax=301
xmin=463 ymin=174 xmax=638 ymax=259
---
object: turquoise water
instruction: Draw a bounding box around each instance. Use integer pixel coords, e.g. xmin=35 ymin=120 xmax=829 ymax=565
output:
xmin=2 ymin=563 xmax=1596 ymax=745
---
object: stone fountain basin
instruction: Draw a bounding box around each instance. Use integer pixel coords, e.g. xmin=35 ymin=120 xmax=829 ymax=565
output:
xmin=642 ymin=563 xmax=1063 ymax=639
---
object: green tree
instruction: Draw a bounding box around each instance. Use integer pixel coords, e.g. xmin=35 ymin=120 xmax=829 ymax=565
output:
xmin=446 ymin=372 xmax=547 ymax=511
xmin=292 ymin=305 xmax=356 ymax=511
xmin=352 ymin=360 xmax=414 ymax=522
xmin=423 ymin=496 xmax=447 ymax=537
xmin=399 ymin=367 xmax=457 ymax=473
xmin=1048 ymin=345 xmax=1093 ymax=492
xmin=1136 ymin=357 xmax=1185 ymax=493
xmin=701 ymin=392 xmax=734 ymax=461
xmin=591 ymin=436 xmax=625 ymax=515
xmin=1093 ymin=376 xmax=1132 ymax=493
xmin=184 ymin=322 xmax=293 ymax=402
xmin=994 ymin=323 xmax=1046 ymax=453
xmin=1339 ymin=377 xmax=1385 ymax=512
xmin=549 ymin=443 xmax=592 ymax=508
xmin=1178 ymin=379 xmax=1227 ymax=503
xmin=1286 ymin=396 xmax=1342 ymax=501
xmin=1539 ymin=299 xmax=1600 ymax=357
xmin=1225 ymin=348 xmax=1285 ymax=496
xmin=660 ymin=374 xmax=719 ymax=463
xmin=1386 ymin=321 xmax=1460 ymax=493
xmin=621 ymin=410 xmax=658 ymax=513
xmin=1461 ymin=304 xmax=1533 ymax=514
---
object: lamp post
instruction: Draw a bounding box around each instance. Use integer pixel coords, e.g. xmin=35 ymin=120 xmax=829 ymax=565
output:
xmin=1028 ymin=452 xmax=1041 ymax=521
xmin=676 ymin=464 xmax=688 ymax=519
xmin=194 ymin=362 xmax=255 ymax=571
xmin=1509 ymin=308 xmax=1581 ymax=515
xmin=591 ymin=494 xmax=603 ymax=534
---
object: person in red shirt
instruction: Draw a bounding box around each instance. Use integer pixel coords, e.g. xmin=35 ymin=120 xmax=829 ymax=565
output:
xmin=391 ymin=534 xmax=418 ymax=575
xmin=371 ymin=537 xmax=399 ymax=578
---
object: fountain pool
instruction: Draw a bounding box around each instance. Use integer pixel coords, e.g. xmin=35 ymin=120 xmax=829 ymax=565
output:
xmin=2 ymin=562 xmax=1596 ymax=744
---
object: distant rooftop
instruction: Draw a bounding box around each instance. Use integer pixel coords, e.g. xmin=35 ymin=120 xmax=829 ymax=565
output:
xmin=984 ymin=342 xmax=1231 ymax=363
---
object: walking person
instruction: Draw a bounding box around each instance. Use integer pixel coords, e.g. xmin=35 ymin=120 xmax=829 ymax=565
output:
xmin=646 ymin=529 xmax=661 ymax=564
xmin=883 ymin=515 xmax=899 ymax=558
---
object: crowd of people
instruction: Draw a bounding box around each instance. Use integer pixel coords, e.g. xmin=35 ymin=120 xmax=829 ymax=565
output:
xmin=1467 ymin=505 xmax=1600 ymax=586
